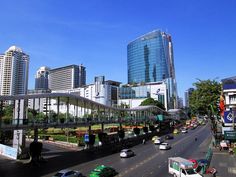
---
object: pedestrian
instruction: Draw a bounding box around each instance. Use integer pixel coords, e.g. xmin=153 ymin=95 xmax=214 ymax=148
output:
xmin=142 ymin=138 xmax=146 ymax=144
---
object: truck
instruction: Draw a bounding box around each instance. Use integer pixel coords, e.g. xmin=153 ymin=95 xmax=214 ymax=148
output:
xmin=168 ymin=157 xmax=203 ymax=177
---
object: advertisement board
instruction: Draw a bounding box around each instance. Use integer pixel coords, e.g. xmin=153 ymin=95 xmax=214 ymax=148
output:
xmin=0 ymin=144 xmax=17 ymax=160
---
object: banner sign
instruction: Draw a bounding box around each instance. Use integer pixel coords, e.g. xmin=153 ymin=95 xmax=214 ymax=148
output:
xmin=223 ymin=111 xmax=236 ymax=124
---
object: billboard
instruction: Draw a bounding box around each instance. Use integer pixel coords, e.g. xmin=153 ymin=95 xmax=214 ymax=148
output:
xmin=0 ymin=144 xmax=17 ymax=160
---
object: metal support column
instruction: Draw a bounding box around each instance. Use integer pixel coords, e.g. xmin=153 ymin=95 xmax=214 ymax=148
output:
xmin=57 ymin=97 xmax=60 ymax=123
xmin=66 ymin=97 xmax=69 ymax=123
xmin=17 ymin=99 xmax=20 ymax=127
xmin=45 ymin=97 xmax=48 ymax=123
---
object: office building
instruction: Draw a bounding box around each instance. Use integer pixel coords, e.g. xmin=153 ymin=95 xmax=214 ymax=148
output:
xmin=184 ymin=88 xmax=194 ymax=107
xmin=35 ymin=66 xmax=50 ymax=90
xmin=48 ymin=64 xmax=86 ymax=91
xmin=127 ymin=30 xmax=175 ymax=84
xmin=118 ymin=81 xmax=168 ymax=110
xmin=0 ymin=46 xmax=29 ymax=95
xmin=127 ymin=30 xmax=178 ymax=108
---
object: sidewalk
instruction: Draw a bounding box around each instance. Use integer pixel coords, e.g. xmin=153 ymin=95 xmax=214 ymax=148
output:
xmin=211 ymin=147 xmax=236 ymax=177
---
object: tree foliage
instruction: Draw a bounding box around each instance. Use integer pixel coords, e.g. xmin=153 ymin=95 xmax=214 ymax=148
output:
xmin=140 ymin=98 xmax=165 ymax=110
xmin=189 ymin=79 xmax=221 ymax=116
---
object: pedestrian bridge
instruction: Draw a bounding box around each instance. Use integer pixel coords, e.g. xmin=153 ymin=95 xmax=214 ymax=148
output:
xmin=0 ymin=93 xmax=167 ymax=130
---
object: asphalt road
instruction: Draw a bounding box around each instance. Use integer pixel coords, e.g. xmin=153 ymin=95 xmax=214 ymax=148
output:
xmin=0 ymin=124 xmax=211 ymax=177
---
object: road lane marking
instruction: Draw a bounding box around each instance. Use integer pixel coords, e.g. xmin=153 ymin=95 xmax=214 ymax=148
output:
xmin=118 ymin=125 xmax=208 ymax=176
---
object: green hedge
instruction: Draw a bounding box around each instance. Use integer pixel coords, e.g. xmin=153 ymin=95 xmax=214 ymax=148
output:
xmin=38 ymin=134 xmax=78 ymax=143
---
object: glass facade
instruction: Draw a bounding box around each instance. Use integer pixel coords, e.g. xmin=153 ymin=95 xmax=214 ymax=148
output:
xmin=119 ymin=85 xmax=150 ymax=99
xmin=128 ymin=30 xmax=174 ymax=84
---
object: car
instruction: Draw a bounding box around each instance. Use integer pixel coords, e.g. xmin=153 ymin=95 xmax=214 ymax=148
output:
xmin=89 ymin=165 xmax=118 ymax=177
xmin=120 ymin=149 xmax=134 ymax=158
xmin=165 ymin=134 xmax=174 ymax=140
xmin=220 ymin=140 xmax=230 ymax=149
xmin=154 ymin=137 xmax=164 ymax=145
xmin=52 ymin=169 xmax=83 ymax=177
xmin=152 ymin=136 xmax=159 ymax=142
xmin=173 ymin=129 xmax=179 ymax=134
xmin=159 ymin=143 xmax=171 ymax=150
xmin=181 ymin=128 xmax=188 ymax=133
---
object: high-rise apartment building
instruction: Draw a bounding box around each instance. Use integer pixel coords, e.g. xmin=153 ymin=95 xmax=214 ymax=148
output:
xmin=127 ymin=30 xmax=175 ymax=84
xmin=48 ymin=64 xmax=86 ymax=91
xmin=35 ymin=66 xmax=50 ymax=90
xmin=0 ymin=46 xmax=29 ymax=95
xmin=184 ymin=88 xmax=194 ymax=107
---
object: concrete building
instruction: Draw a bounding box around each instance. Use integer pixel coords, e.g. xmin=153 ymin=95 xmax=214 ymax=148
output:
xmin=221 ymin=76 xmax=236 ymax=138
xmin=35 ymin=66 xmax=50 ymax=90
xmin=0 ymin=46 xmax=29 ymax=96
xmin=49 ymin=76 xmax=120 ymax=116
xmin=48 ymin=64 xmax=86 ymax=91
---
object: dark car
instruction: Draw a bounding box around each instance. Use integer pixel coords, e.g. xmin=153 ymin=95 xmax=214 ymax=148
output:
xmin=165 ymin=134 xmax=174 ymax=140
xmin=52 ymin=169 xmax=83 ymax=177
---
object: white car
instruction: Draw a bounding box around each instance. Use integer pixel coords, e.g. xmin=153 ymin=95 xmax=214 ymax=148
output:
xmin=181 ymin=128 xmax=188 ymax=133
xmin=52 ymin=169 xmax=83 ymax=177
xmin=159 ymin=143 xmax=171 ymax=150
xmin=154 ymin=138 xmax=164 ymax=145
xmin=120 ymin=149 xmax=134 ymax=158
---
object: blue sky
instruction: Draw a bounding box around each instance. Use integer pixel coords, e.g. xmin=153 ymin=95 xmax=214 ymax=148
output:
xmin=0 ymin=0 xmax=236 ymax=99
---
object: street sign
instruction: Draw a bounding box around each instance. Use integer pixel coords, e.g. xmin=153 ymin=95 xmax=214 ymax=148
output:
xmin=224 ymin=131 xmax=236 ymax=140
xmin=157 ymin=115 xmax=164 ymax=121
xmin=84 ymin=134 xmax=89 ymax=142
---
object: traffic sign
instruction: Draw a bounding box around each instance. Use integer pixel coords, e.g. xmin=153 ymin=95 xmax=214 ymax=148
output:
xmin=84 ymin=134 xmax=89 ymax=142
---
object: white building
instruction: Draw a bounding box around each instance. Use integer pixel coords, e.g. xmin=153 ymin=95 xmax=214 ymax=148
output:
xmin=35 ymin=66 xmax=50 ymax=90
xmin=0 ymin=46 xmax=29 ymax=95
xmin=118 ymin=81 xmax=168 ymax=110
xmin=48 ymin=76 xmax=120 ymax=116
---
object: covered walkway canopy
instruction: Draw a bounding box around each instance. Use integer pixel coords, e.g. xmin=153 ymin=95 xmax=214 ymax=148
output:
xmin=0 ymin=93 xmax=167 ymax=130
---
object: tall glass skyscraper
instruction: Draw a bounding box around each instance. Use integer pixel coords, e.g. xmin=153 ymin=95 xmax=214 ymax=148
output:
xmin=127 ymin=30 xmax=175 ymax=84
xmin=126 ymin=30 xmax=178 ymax=109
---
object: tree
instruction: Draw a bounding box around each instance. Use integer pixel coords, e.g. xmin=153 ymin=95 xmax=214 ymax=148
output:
xmin=189 ymin=79 xmax=221 ymax=116
xmin=140 ymin=98 xmax=165 ymax=110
